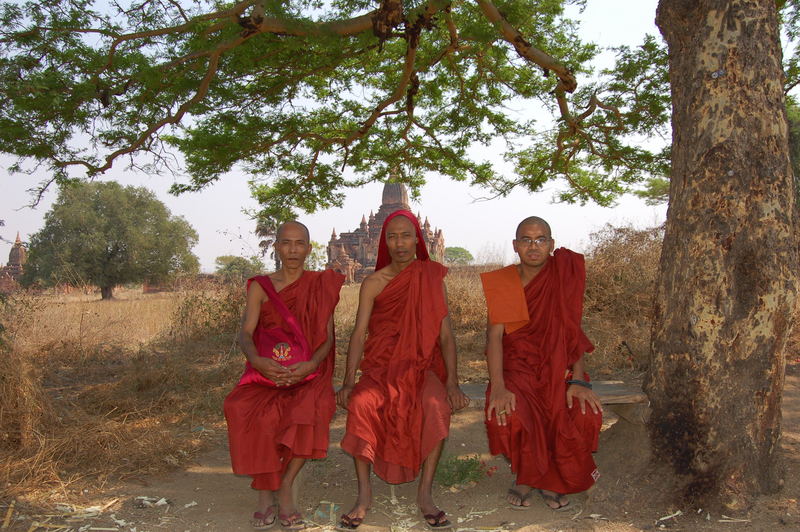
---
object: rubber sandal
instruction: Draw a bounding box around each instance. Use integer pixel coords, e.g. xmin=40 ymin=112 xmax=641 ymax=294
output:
xmin=335 ymin=514 xmax=364 ymax=531
xmin=251 ymin=507 xmax=277 ymax=530
xmin=507 ymin=487 xmax=535 ymax=510
xmin=537 ymin=489 xmax=571 ymax=511
xmin=279 ymin=511 xmax=305 ymax=530
xmin=423 ymin=510 xmax=452 ymax=529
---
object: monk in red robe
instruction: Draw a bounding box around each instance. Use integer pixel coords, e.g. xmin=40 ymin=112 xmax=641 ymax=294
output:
xmin=336 ymin=210 xmax=470 ymax=530
xmin=224 ymin=221 xmax=344 ymax=530
xmin=481 ymin=216 xmax=603 ymax=511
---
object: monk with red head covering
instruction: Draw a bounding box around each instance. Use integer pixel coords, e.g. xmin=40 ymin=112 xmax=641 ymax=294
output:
xmin=481 ymin=216 xmax=602 ymax=511
xmin=224 ymin=221 xmax=344 ymax=530
xmin=336 ymin=210 xmax=470 ymax=530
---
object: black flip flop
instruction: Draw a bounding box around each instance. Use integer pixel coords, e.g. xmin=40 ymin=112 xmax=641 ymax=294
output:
xmin=507 ymin=487 xmax=535 ymax=510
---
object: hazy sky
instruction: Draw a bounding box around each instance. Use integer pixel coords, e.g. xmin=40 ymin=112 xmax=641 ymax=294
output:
xmin=1 ymin=0 xmax=664 ymax=272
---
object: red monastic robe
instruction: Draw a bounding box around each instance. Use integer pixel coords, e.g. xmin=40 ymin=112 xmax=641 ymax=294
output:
xmin=224 ymin=270 xmax=344 ymax=490
xmin=481 ymin=249 xmax=602 ymax=494
xmin=340 ymin=259 xmax=451 ymax=484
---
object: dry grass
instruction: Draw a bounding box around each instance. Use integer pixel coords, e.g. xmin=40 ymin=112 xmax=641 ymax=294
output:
xmin=583 ymin=224 xmax=664 ymax=376
xmin=0 ymin=285 xmax=244 ymax=500
xmin=0 ymin=227 xmax=666 ymax=499
xmin=12 ymin=291 xmax=181 ymax=353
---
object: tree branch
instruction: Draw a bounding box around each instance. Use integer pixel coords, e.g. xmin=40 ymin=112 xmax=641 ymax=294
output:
xmin=475 ymin=0 xmax=576 ymax=92
xmin=61 ymin=35 xmax=246 ymax=175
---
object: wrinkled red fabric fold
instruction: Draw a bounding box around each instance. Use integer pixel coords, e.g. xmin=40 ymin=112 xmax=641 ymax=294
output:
xmin=341 ymin=260 xmax=449 ymax=483
xmin=224 ymin=270 xmax=344 ymax=490
xmin=484 ymin=249 xmax=601 ymax=494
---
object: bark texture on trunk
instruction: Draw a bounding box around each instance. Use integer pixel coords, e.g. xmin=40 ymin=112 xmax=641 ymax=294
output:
xmin=648 ymin=0 xmax=797 ymax=510
xmin=100 ymin=286 xmax=114 ymax=300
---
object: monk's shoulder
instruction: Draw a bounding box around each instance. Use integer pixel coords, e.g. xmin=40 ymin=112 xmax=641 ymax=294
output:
xmin=552 ymin=247 xmax=585 ymax=269
xmin=361 ymin=270 xmax=389 ymax=296
xmin=300 ymin=269 xmax=344 ymax=292
xmin=324 ymin=269 xmax=345 ymax=291
xmin=246 ymin=274 xmax=271 ymax=294
xmin=480 ymin=265 xmax=519 ymax=293
xmin=421 ymin=259 xmax=448 ymax=279
xmin=553 ymin=247 xmax=583 ymax=260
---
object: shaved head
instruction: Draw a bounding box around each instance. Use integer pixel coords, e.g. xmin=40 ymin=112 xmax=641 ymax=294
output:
xmin=516 ymin=216 xmax=551 ymax=238
xmin=276 ymin=220 xmax=310 ymax=242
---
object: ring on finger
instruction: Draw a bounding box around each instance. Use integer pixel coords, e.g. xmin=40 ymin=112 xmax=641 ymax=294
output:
xmin=498 ymin=410 xmax=507 ymax=415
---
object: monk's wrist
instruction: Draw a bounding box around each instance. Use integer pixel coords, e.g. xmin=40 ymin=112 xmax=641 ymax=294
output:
xmin=566 ymin=379 xmax=592 ymax=390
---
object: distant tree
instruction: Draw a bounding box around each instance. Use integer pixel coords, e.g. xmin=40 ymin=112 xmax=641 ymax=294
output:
xmin=22 ymin=182 xmax=199 ymax=299
xmin=633 ymin=176 xmax=670 ymax=206
xmin=307 ymin=241 xmax=328 ymax=271
xmin=215 ymin=255 xmax=265 ymax=281
xmin=444 ymin=246 xmax=474 ymax=265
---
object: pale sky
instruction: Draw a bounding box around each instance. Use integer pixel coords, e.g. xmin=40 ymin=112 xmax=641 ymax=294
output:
xmin=0 ymin=0 xmax=664 ymax=272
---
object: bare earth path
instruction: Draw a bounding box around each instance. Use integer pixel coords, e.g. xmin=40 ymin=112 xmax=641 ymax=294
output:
xmin=6 ymin=369 xmax=800 ymax=531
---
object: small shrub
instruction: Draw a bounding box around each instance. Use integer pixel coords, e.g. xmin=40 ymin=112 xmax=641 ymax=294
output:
xmin=583 ymin=224 xmax=664 ymax=374
xmin=167 ymin=283 xmax=243 ymax=344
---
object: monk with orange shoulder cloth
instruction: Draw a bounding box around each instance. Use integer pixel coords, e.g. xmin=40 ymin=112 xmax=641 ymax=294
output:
xmin=336 ymin=210 xmax=470 ymax=531
xmin=481 ymin=216 xmax=602 ymax=511
xmin=224 ymin=221 xmax=344 ymax=530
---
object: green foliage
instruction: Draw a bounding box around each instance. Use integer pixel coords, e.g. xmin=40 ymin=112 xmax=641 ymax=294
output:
xmin=444 ymin=246 xmax=474 ymax=265
xmin=307 ymin=241 xmax=328 ymax=270
xmin=3 ymin=0 xmax=799 ymax=226
xmin=633 ymin=176 xmax=670 ymax=205
xmin=21 ymin=182 xmax=199 ymax=298
xmin=214 ymin=255 xmax=266 ymax=282
xmin=434 ymin=454 xmax=486 ymax=487
xmin=787 ymin=98 xmax=800 ymax=197
xmin=0 ymin=0 xmax=652 ymax=225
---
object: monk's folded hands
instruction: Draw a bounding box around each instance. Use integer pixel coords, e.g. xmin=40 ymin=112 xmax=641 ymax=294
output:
xmin=252 ymin=357 xmax=293 ymax=385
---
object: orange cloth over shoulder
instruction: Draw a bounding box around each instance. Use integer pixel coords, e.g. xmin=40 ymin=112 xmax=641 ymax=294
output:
xmin=223 ymin=269 xmax=344 ymax=491
xmin=480 ymin=265 xmax=529 ymax=334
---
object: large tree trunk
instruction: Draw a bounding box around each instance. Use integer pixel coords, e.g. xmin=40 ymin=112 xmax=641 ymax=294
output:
xmin=100 ymin=285 xmax=114 ymax=300
xmin=647 ymin=0 xmax=797 ymax=511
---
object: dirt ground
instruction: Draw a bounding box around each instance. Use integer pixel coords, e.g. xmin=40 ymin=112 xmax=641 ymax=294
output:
xmin=3 ymin=367 xmax=800 ymax=532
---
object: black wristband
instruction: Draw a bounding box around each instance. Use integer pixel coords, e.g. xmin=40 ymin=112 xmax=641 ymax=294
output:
xmin=566 ymin=379 xmax=592 ymax=390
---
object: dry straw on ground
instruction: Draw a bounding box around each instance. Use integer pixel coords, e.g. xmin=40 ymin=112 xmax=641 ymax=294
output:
xmin=1 ymin=224 xmax=665 ymax=500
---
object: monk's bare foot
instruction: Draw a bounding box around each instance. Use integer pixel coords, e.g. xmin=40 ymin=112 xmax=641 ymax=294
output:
xmin=252 ymin=490 xmax=277 ymax=529
xmin=336 ymin=500 xmax=369 ymax=531
xmin=537 ymin=488 xmax=570 ymax=510
xmin=417 ymin=493 xmax=452 ymax=529
xmin=507 ymin=484 xmax=534 ymax=509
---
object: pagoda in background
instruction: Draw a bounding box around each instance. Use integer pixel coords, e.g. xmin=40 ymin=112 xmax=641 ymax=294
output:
xmin=0 ymin=233 xmax=27 ymax=293
xmin=327 ymin=183 xmax=445 ymax=282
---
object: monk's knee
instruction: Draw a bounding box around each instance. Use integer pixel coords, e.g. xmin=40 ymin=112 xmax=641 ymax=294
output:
xmin=347 ymin=386 xmax=384 ymax=414
xmin=569 ymin=407 xmax=602 ymax=430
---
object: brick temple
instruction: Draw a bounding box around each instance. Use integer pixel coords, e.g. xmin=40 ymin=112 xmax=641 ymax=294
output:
xmin=0 ymin=232 xmax=27 ymax=293
xmin=326 ymin=183 xmax=445 ymax=282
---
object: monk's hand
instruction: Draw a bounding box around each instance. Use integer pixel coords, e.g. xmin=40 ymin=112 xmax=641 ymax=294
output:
xmin=566 ymin=384 xmax=603 ymax=415
xmin=336 ymin=383 xmax=354 ymax=409
xmin=286 ymin=360 xmax=318 ymax=384
xmin=446 ymin=383 xmax=470 ymax=412
xmin=252 ymin=357 xmax=293 ymax=387
xmin=488 ymin=386 xmax=516 ymax=427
